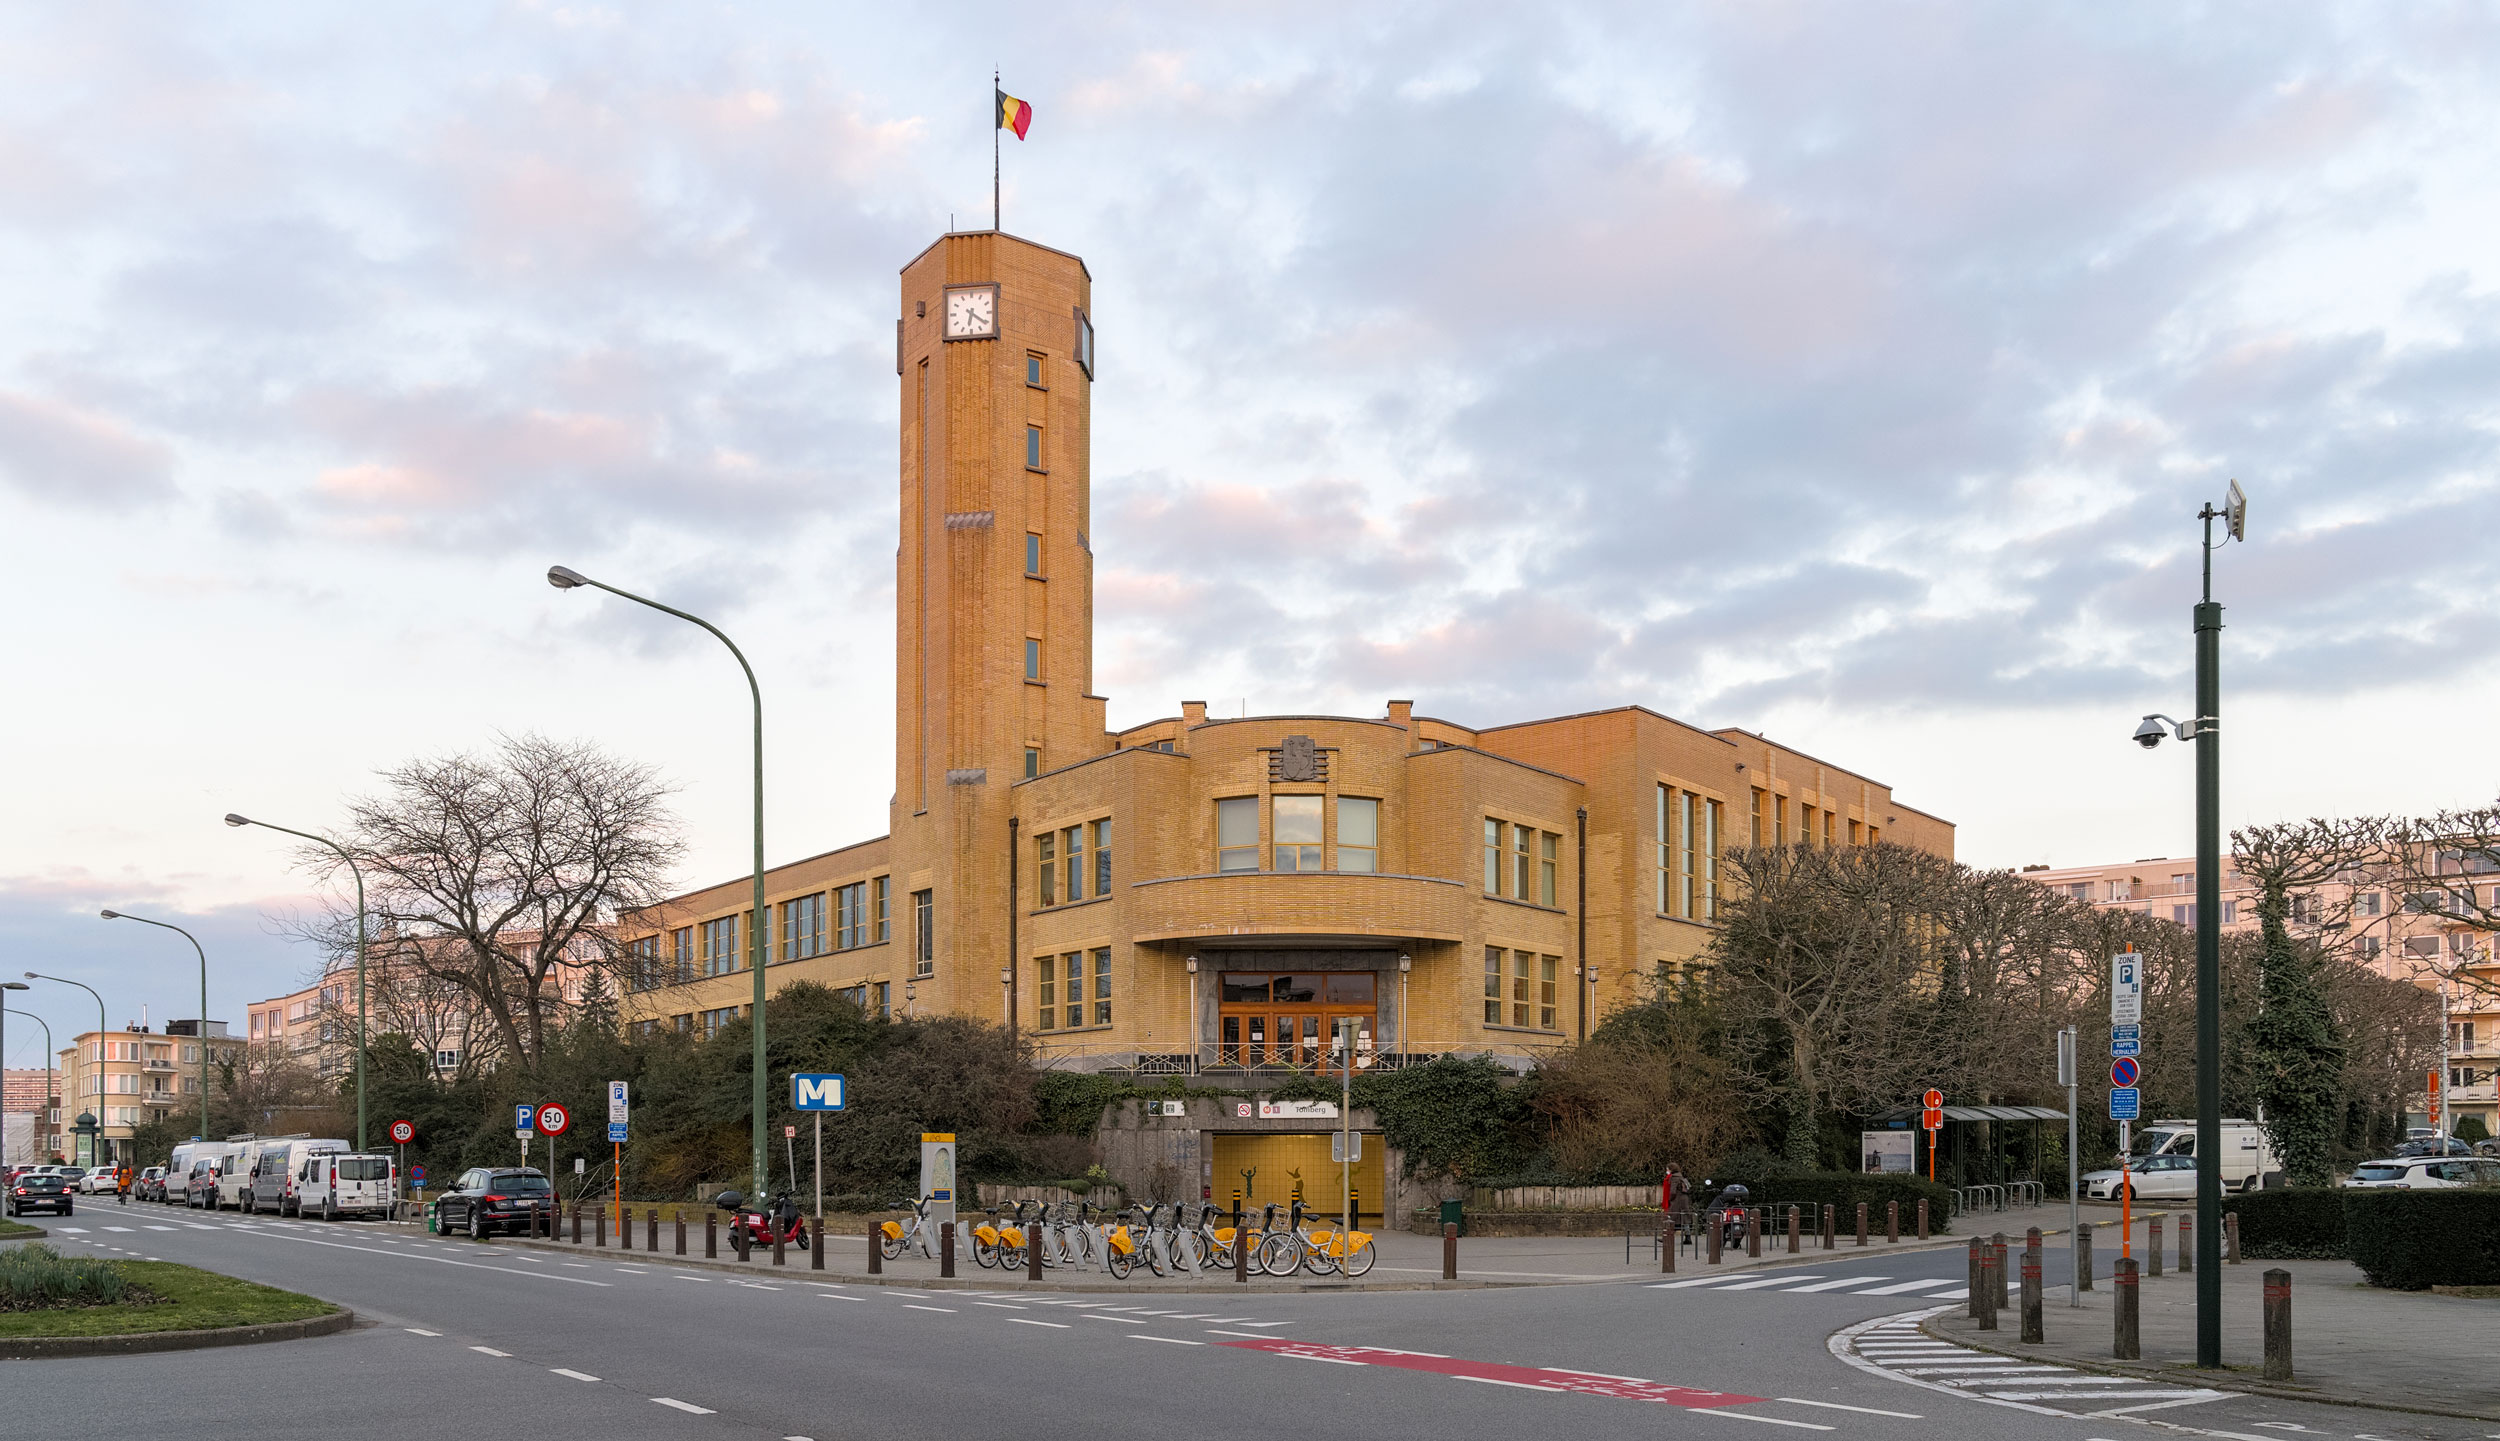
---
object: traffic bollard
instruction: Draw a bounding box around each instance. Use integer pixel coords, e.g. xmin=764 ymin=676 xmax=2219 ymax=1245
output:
xmin=2225 ymin=1211 xmax=2241 ymax=1264
xmin=647 ymin=1208 xmax=658 ymax=1253
xmin=1748 ymin=1208 xmax=1762 ymax=1258
xmin=2147 ymin=1217 xmax=2163 ymax=1278
xmin=2263 ymin=1268 xmax=2293 ymax=1381
xmin=595 ymin=1207 xmax=606 ymax=1248
xmin=1787 ymin=1205 xmax=1800 ymax=1254
xmin=571 ymin=1205 xmax=581 ymax=1244
xmin=1991 ymin=1233 xmax=2009 ymax=1311
xmin=1976 ymin=1246 xmax=1999 ymax=1330
xmin=868 ymin=1230 xmax=882 ymax=1274
xmin=1966 ymin=1238 xmax=1983 ymax=1319
xmin=2076 ymin=1221 xmax=2093 ymax=1292
xmin=1886 ymin=1200 xmax=1898 ymax=1244
xmin=2178 ymin=1213 xmax=2192 ymax=1274
xmin=1661 ymin=1215 xmax=1675 ymax=1273
xmin=1821 ymin=1204 xmax=1835 ymax=1250
xmin=676 ymin=1215 xmax=687 ymax=1256
xmin=813 ymin=1221 xmax=825 ymax=1271
xmin=2021 ymin=1238 xmax=2043 ymax=1343
xmin=1855 ymin=1202 xmax=1868 ymax=1247
xmin=1442 ymin=1221 xmax=1458 ymax=1281
xmin=773 ymin=1222 xmax=786 ymax=1267
xmin=1026 ymin=1225 xmax=1042 ymax=1280
xmin=734 ymin=1218 xmax=749 ymax=1261
xmin=1239 ymin=1208 xmax=1252 ymax=1283
xmin=705 ymin=1211 xmax=716 ymax=1258
xmin=2113 ymin=1258 xmax=2140 ymax=1359
xmin=1916 ymin=1198 xmax=1929 ymax=1241
xmin=940 ymin=1220 xmax=955 ymax=1278
xmin=1707 ymin=1211 xmax=1723 ymax=1265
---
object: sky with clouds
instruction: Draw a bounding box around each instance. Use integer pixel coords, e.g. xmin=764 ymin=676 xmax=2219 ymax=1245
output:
xmin=4 ymin=2 xmax=2498 ymax=1056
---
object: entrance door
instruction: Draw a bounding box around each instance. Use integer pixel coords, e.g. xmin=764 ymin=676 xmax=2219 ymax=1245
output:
xmin=1211 ymin=1132 xmax=1386 ymax=1219
xmin=1218 ymin=972 xmax=1375 ymax=1071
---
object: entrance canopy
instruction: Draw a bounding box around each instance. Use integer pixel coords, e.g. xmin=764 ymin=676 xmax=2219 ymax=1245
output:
xmin=1868 ymin=1104 xmax=2066 ymax=1125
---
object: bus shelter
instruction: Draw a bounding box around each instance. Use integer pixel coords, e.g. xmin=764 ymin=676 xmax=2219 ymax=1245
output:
xmin=1864 ymin=1103 xmax=2068 ymax=1188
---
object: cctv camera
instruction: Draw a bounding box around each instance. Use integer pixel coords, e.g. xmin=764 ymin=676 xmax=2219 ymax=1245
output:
xmin=2132 ymin=716 xmax=2167 ymax=749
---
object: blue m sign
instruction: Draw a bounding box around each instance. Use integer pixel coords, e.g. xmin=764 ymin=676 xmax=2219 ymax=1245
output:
xmin=792 ymin=1074 xmax=847 ymax=1111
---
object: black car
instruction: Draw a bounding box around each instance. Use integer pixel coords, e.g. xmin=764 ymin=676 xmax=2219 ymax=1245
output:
xmin=7 ymin=1172 xmax=74 ymax=1217
xmin=435 ymin=1167 xmax=555 ymax=1238
xmin=2394 ymin=1137 xmax=2476 ymax=1158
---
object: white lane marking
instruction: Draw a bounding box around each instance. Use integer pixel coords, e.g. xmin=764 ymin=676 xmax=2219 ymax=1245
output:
xmin=1854 ymin=1278 xmax=1961 ymax=1295
xmin=405 ymin=1328 xmax=442 ymax=1336
xmin=1206 ymin=1329 xmax=1267 ymax=1339
xmin=102 ymin=1226 xmax=135 ymax=1232
xmin=674 ymin=1275 xmax=710 ymax=1283
xmin=972 ymin=1301 xmax=1024 ymax=1309
xmin=1009 ymin=1318 xmax=1070 ymax=1328
xmin=1697 ymin=1411 xmax=1834 ymax=1430
xmin=1785 ymin=1276 xmax=1901 ymax=1293
xmin=1086 ymin=1314 xmax=1146 ymax=1324
xmin=470 ymin=1346 xmax=512 ymax=1357
xmin=1237 ymin=1320 xmax=1294 ymax=1327
xmin=56 ymin=1227 xmax=89 ymax=1233
xmin=818 ymin=1293 xmax=863 ymax=1301
xmin=1163 ymin=1312 xmax=1216 ymax=1319
xmin=551 ymin=1368 xmax=599 ymax=1382
xmin=1650 ymin=1274 xmax=1744 ymax=1288
xmin=1131 ymin=1335 xmax=1205 ymax=1345
xmin=1930 ymin=1288 xmax=1970 ymax=1299
xmin=1950 ymin=1376 xmax=2176 ymax=1388
xmin=903 ymin=1304 xmax=956 ymax=1313
xmin=882 ymin=1289 xmax=930 ymax=1297
xmin=1454 ymin=1376 xmax=1563 ymax=1392
xmin=651 ymin=1398 xmax=714 ymax=1414
xmin=1717 ymin=1274 xmax=1828 ymax=1291
xmin=1986 ymin=1389 xmax=2224 ymax=1402
xmin=224 ymin=1225 xmax=612 ymax=1286
xmin=1279 ymin=1353 xmax=1366 ymax=1366
xmin=144 ymin=1225 xmax=177 ymax=1231
xmin=2077 ymin=1393 xmax=2236 ymax=1412
xmin=1776 ymin=1398 xmax=1922 ymax=1418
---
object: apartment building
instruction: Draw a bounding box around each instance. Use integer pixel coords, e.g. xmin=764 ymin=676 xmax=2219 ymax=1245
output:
xmin=245 ymin=931 xmax=602 ymax=1079
xmin=2023 ymin=855 xmax=2500 ymax=1139
xmin=613 ymin=228 xmax=1956 ymax=1077
xmin=4 ymin=1068 xmax=61 ymax=1162
xmin=54 ymin=1022 xmax=237 ymax=1166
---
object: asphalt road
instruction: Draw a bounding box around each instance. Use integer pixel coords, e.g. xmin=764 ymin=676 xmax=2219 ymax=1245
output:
xmin=8 ymin=1207 xmax=2488 ymax=1441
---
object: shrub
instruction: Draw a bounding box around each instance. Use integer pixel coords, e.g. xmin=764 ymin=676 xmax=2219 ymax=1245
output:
xmin=0 ymin=1244 xmax=131 ymax=1309
xmin=2221 ymin=1188 xmax=2347 ymax=1259
xmin=2343 ymin=1189 xmax=2500 ymax=1290
xmin=1702 ymin=1168 xmax=1954 ymax=1234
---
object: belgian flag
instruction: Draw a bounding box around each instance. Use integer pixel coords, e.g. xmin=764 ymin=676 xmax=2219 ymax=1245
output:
xmin=997 ymin=88 xmax=1032 ymax=140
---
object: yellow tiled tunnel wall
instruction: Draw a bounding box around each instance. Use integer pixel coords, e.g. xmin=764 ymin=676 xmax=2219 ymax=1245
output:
xmin=1211 ymin=1132 xmax=1384 ymax=1219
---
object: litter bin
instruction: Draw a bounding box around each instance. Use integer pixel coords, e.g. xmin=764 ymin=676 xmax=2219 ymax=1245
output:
xmin=1439 ymin=1199 xmax=1465 ymax=1237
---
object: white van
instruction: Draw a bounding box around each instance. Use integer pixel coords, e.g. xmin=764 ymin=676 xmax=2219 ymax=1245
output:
xmin=165 ymin=1142 xmax=212 ymax=1203
xmin=214 ymin=1141 xmax=269 ymax=1210
xmin=297 ymin=1152 xmax=395 ymax=1221
xmin=246 ymin=1138 xmax=347 ymax=1215
xmin=2130 ymin=1118 xmax=2279 ymax=1191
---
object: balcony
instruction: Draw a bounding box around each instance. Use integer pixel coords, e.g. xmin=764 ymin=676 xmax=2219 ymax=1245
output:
xmin=1126 ymin=870 xmax=1472 ymax=948
xmin=142 ymin=1059 xmax=175 ymax=1072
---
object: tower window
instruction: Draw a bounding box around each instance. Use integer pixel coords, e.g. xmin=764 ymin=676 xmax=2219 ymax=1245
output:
xmin=1026 ymin=354 xmax=1045 ymax=388
xmin=1025 ymin=747 xmax=1040 ymax=778
xmin=1025 ymin=638 xmax=1040 ymax=680
xmin=1026 ymin=426 xmax=1043 ymax=469
xmin=1273 ymin=795 xmax=1322 ymax=871
xmin=1026 ymin=533 xmax=1041 ymax=575
xmin=1216 ymin=797 xmax=1259 ymax=873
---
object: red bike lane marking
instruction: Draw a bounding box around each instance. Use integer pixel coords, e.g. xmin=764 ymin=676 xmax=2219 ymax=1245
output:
xmin=1214 ymin=1340 xmax=1764 ymax=1408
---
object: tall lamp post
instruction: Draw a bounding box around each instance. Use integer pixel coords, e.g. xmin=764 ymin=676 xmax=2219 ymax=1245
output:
xmin=224 ymin=814 xmax=369 ymax=1151
xmin=26 ymin=972 xmax=107 ymax=1165
xmin=101 ymin=910 xmax=212 ymax=1142
xmin=1 ymin=980 xmax=26 ymax=1163
xmin=2131 ymin=477 xmax=2245 ymax=1369
xmin=548 ymin=563 xmax=770 ymax=1198
xmin=2 ymin=1002 xmax=52 ymax=1163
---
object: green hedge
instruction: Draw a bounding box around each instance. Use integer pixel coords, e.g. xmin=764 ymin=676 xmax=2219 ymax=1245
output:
xmin=1705 ymin=1171 xmax=1955 ymax=1234
xmin=2343 ymin=1190 xmax=2500 ymax=1290
xmin=2221 ymin=1189 xmax=2348 ymax=1259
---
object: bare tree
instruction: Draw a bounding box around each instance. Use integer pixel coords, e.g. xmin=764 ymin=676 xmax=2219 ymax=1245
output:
xmin=300 ymin=734 xmax=681 ymax=1072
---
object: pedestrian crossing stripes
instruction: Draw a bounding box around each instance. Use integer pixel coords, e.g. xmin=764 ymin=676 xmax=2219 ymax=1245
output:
xmin=1832 ymin=1311 xmax=2222 ymax=1416
xmin=1652 ymin=1272 xmax=1969 ymax=1300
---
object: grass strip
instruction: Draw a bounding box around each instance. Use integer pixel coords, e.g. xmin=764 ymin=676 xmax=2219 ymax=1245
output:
xmin=0 ymin=1259 xmax=336 ymax=1339
xmin=0 ymin=1219 xmax=46 ymax=1240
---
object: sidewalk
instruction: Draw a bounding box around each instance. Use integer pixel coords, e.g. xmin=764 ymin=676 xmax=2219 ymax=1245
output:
xmin=402 ymin=1198 xmax=2082 ymax=1292
xmin=1926 ymin=1255 xmax=2500 ymax=1422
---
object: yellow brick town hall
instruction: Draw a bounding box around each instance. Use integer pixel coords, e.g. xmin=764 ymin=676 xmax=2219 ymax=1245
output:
xmin=616 ymin=227 xmax=1954 ymax=1080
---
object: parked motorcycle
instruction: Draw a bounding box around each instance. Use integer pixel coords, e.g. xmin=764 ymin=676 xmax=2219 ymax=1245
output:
xmin=714 ymin=1189 xmax=810 ymax=1251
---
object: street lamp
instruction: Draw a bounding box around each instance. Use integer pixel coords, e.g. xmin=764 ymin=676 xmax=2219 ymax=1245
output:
xmin=549 ymin=563 xmax=770 ymax=1198
xmin=1 ymin=980 xmax=24 ymax=1165
xmin=101 ymin=909 xmax=212 ymax=1143
xmin=2 ymin=1001 xmax=51 ymax=1164
xmin=26 ymin=972 xmax=107 ymax=1166
xmin=224 ymin=813 xmax=369 ymax=1150
xmin=2131 ymin=476 xmax=2245 ymax=1369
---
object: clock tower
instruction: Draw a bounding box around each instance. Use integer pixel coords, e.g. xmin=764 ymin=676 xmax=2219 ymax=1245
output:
xmin=892 ymin=230 xmax=1104 ymax=1013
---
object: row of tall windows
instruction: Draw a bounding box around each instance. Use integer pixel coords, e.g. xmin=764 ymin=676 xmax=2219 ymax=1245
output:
xmin=1748 ymin=787 xmax=1879 ymax=851
xmin=1654 ymin=785 xmax=1722 ymax=920
xmin=1037 ymin=819 xmax=1114 ymax=906
xmin=835 ymin=982 xmax=893 ymax=1019
xmin=1482 ymin=819 xmax=1560 ymax=905
xmin=1215 ymin=796 xmax=1379 ymax=874
xmin=701 ymin=915 xmax=740 ymax=976
xmin=1482 ymin=947 xmax=1560 ymax=1031
xmin=914 ymin=889 xmax=935 ymax=976
xmin=1034 ymin=946 xmax=1113 ymax=1031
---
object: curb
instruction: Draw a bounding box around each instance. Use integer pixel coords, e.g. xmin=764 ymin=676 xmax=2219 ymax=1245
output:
xmin=1917 ymin=1308 xmax=2500 ymax=1425
xmin=0 ymin=1308 xmax=353 ymax=1360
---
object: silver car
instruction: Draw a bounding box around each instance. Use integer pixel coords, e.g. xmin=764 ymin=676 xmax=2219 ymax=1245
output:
xmin=2343 ymin=1157 xmax=2500 ymax=1189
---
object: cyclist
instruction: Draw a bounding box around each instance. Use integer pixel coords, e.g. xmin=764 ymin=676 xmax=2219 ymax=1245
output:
xmin=117 ymin=1164 xmax=133 ymax=1206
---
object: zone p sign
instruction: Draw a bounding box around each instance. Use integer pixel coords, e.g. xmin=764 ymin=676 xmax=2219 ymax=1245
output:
xmin=535 ymin=1103 xmax=572 ymax=1137
xmin=792 ymin=1073 xmax=847 ymax=1112
xmin=389 ymin=1119 xmax=415 ymax=1145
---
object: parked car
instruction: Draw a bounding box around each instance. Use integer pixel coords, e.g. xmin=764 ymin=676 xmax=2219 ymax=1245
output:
xmin=2344 ymin=1157 xmax=2500 ymax=1189
xmin=186 ymin=1160 xmax=224 ymax=1208
xmin=81 ymin=1165 xmax=126 ymax=1194
xmin=7 ymin=1172 xmax=75 ymax=1217
xmin=2476 ymin=1139 xmax=2500 ymax=1159
xmin=298 ymin=1152 xmax=395 ymax=1221
xmin=2392 ymin=1137 xmax=2477 ymax=1158
xmin=134 ymin=1166 xmax=168 ymax=1202
xmin=433 ymin=1167 xmax=555 ymax=1238
xmin=2082 ymin=1154 xmax=2200 ymax=1200
xmin=2119 ymin=1119 xmax=2279 ymax=1191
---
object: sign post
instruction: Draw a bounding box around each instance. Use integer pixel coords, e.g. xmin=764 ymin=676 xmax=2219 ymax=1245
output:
xmin=607 ymin=1081 xmax=629 ymax=1240
xmin=1921 ymin=1088 xmax=1944 ymax=1181
xmin=389 ymin=1119 xmax=415 ymax=1204
xmin=514 ymin=1103 xmax=536 ymax=1173
xmin=536 ymin=1102 xmax=571 ymax=1201
xmin=793 ymin=1074 xmax=846 ymax=1224
xmin=2058 ymin=1028 xmax=2080 ymax=1306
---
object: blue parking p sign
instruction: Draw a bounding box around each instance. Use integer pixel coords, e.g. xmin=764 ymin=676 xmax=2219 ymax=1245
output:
xmin=793 ymin=1073 xmax=847 ymax=1111
xmin=515 ymin=1104 xmax=536 ymax=1132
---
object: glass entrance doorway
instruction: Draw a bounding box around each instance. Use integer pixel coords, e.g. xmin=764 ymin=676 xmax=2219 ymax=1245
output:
xmin=1218 ymin=971 xmax=1375 ymax=1071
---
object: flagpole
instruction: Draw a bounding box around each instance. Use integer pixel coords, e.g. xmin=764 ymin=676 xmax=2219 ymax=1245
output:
xmin=993 ymin=68 xmax=1001 ymax=232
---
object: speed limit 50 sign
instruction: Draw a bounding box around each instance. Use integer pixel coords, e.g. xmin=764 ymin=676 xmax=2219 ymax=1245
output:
xmin=389 ymin=1119 xmax=415 ymax=1145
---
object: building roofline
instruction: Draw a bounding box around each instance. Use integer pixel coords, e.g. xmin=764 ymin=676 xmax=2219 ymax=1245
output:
xmin=1409 ymin=743 xmax=1584 ymax=787
xmin=901 ymin=228 xmax=1092 ymax=281
xmin=625 ymin=832 xmax=894 ymax=920
xmin=1709 ymin=728 xmax=1901 ymax=795
xmin=1183 ymin=713 xmax=1411 ymax=732
xmin=1479 ymin=703 xmax=1741 ymax=750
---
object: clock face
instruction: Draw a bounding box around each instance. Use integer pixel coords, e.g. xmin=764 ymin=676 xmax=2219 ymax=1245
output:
xmin=944 ymin=285 xmax=998 ymax=340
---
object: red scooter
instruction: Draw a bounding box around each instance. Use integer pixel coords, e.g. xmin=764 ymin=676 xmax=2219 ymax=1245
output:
xmin=715 ymin=1190 xmax=809 ymax=1252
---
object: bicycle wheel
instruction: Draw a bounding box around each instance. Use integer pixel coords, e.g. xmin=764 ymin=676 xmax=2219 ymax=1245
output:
xmin=1243 ymin=1232 xmax=1269 ymax=1276
xmin=1299 ymin=1235 xmax=1338 ymax=1276
xmin=1339 ymin=1236 xmax=1377 ymax=1278
xmin=1256 ymin=1232 xmax=1299 ymax=1275
xmin=971 ymin=1239 xmax=998 ymax=1269
xmin=878 ymin=1228 xmax=905 ymax=1261
xmin=1106 ymin=1247 xmax=1133 ymax=1280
